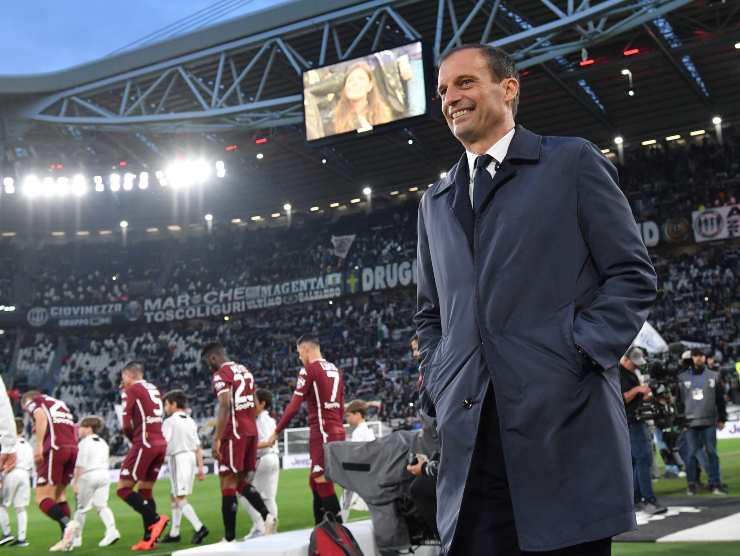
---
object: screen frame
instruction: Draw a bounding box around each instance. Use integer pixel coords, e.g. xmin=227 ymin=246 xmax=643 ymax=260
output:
xmin=301 ymin=40 xmax=434 ymax=146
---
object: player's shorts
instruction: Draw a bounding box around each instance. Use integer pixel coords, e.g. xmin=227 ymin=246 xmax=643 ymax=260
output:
xmin=1 ymin=469 xmax=31 ymax=508
xmin=309 ymin=432 xmax=345 ymax=479
xmin=218 ymin=436 xmax=257 ymax=476
xmin=169 ymin=451 xmax=196 ymax=497
xmin=77 ymin=469 xmax=110 ymax=512
xmin=36 ymin=446 xmax=78 ymax=487
xmin=120 ymin=444 xmax=166 ymax=483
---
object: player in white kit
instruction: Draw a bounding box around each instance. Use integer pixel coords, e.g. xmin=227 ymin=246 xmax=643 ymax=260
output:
xmin=240 ymin=389 xmax=280 ymax=539
xmin=0 ymin=418 xmax=33 ymax=547
xmin=71 ymin=416 xmax=120 ymax=548
xmin=340 ymin=400 xmax=376 ymax=521
xmin=159 ymin=390 xmax=209 ymax=545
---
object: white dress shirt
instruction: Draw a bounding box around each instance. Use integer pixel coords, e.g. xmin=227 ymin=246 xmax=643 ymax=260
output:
xmin=465 ymin=126 xmax=516 ymax=207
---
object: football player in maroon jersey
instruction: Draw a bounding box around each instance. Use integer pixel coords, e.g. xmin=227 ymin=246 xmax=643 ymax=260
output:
xmin=115 ymin=361 xmax=169 ymax=550
xmin=202 ymin=342 xmax=276 ymax=542
xmin=267 ymin=333 xmax=346 ymax=524
xmin=21 ymin=391 xmax=79 ymax=551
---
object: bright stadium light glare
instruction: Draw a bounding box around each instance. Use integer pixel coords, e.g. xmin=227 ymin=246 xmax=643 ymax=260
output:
xmin=166 ymin=162 xmax=194 ymax=188
xmin=42 ymin=177 xmax=55 ymax=197
xmin=215 ymin=160 xmax=226 ymax=178
xmin=22 ymin=175 xmax=41 ymax=198
xmin=3 ymin=177 xmax=14 ymax=194
xmin=256 ymin=153 xmax=264 ymax=160
xmin=138 ymin=172 xmax=149 ymax=190
xmin=110 ymin=173 xmax=121 ymax=192
xmin=71 ymin=174 xmax=87 ymax=196
xmin=123 ymin=173 xmax=135 ymax=191
xmin=614 ymin=136 xmax=624 ymax=145
xmin=439 ymin=172 xmax=447 ymax=179
xmin=712 ymin=116 xmax=722 ymax=125
xmin=119 ymin=220 xmax=128 ymax=229
xmin=204 ymin=213 xmax=213 ymax=222
xmin=55 ymin=177 xmax=70 ymax=197
xmin=362 ymin=186 xmax=372 ymax=196
xmin=194 ymin=160 xmax=211 ymax=184
xmin=283 ymin=203 xmax=292 ymax=212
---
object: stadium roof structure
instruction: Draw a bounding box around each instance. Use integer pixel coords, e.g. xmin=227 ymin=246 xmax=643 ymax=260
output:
xmin=0 ymin=0 xmax=739 ymax=235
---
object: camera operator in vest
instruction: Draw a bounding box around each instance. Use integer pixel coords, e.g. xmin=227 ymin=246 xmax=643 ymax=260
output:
xmin=620 ymin=346 xmax=667 ymax=515
xmin=678 ymin=348 xmax=728 ymax=495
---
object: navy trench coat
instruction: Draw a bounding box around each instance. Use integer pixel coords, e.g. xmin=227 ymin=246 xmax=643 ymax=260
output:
xmin=415 ymin=125 xmax=657 ymax=552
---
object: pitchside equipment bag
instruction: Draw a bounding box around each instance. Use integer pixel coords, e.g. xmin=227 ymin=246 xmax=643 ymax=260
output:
xmin=308 ymin=513 xmax=364 ymax=556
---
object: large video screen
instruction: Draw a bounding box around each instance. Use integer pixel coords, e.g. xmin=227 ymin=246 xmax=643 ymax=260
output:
xmin=303 ymin=42 xmax=427 ymax=141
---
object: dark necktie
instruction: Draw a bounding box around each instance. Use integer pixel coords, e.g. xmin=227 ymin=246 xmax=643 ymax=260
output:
xmin=473 ymin=154 xmax=497 ymax=212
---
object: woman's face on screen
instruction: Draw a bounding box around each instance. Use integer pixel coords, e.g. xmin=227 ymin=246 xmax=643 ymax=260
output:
xmin=343 ymin=67 xmax=373 ymax=101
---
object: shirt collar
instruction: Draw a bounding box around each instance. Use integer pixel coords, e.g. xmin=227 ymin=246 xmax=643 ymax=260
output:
xmin=465 ymin=126 xmax=516 ymax=176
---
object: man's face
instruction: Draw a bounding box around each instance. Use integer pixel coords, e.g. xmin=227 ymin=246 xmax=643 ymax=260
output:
xmin=437 ymin=49 xmax=517 ymax=147
xmin=79 ymin=425 xmax=92 ymax=438
xmin=121 ymin=371 xmax=133 ymax=388
xmin=410 ymin=339 xmax=420 ymax=361
xmin=692 ymin=354 xmax=706 ymax=368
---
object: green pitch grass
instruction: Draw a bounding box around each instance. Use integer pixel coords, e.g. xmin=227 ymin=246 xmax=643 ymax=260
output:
xmin=5 ymin=439 xmax=739 ymax=555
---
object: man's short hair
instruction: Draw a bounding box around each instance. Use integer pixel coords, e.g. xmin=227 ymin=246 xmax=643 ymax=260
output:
xmin=256 ymin=389 xmax=273 ymax=410
xmin=440 ymin=44 xmax=520 ymax=117
xmin=164 ymin=389 xmax=188 ymax=409
xmin=14 ymin=417 xmax=24 ymax=435
xmin=297 ymin=333 xmax=320 ymax=348
xmin=122 ymin=360 xmax=145 ymax=376
xmin=21 ymin=390 xmax=41 ymax=407
xmin=80 ymin=416 xmax=104 ymax=435
xmin=201 ymin=342 xmax=225 ymax=360
xmin=346 ymin=399 xmax=369 ymax=417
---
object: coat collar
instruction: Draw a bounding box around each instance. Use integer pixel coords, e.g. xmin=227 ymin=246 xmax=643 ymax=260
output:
xmin=432 ymin=124 xmax=541 ymax=197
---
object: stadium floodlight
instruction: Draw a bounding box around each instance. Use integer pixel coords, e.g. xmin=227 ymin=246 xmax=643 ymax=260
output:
xmin=310 ymin=206 xmax=320 ymax=212
xmin=283 ymin=203 xmax=292 ymax=212
xmin=110 ymin=173 xmax=121 ymax=192
xmin=54 ymin=177 xmax=70 ymax=197
xmin=321 ymin=158 xmax=327 ymax=164
xmin=362 ymin=186 xmax=372 ymax=196
xmin=620 ymin=69 xmax=630 ymax=76
xmin=271 ymin=212 xmax=281 ymax=218
xmin=689 ymin=129 xmax=706 ymax=136
xmin=119 ymin=220 xmax=128 ymax=229
xmin=439 ymin=172 xmax=447 ymax=179
xmin=215 ymin=160 xmax=226 ymax=178
xmin=641 ymin=139 xmax=657 ymax=146
xmin=330 ymin=202 xmax=340 ymax=208
xmin=666 ymin=135 xmax=681 ymax=141
xmin=256 ymin=153 xmax=264 ymax=160
xmin=3 ymin=177 xmax=14 ymax=194
xmin=72 ymin=174 xmax=87 ymax=196
xmin=409 ymin=186 xmax=419 ymax=192
xmin=250 ymin=215 xmax=262 ymax=222
xmin=712 ymin=116 xmax=722 ymax=125
xmin=194 ymin=159 xmax=211 ymax=184
xmin=123 ymin=173 xmax=136 ymax=191
xmin=42 ymin=177 xmax=55 ymax=197
xmin=350 ymin=198 xmax=361 ymax=204
xmin=735 ymin=42 xmax=740 ymax=50
xmin=138 ymin=172 xmax=149 ymax=190
xmin=22 ymin=175 xmax=41 ymax=198
xmin=204 ymin=213 xmax=213 ymax=222
xmin=613 ymin=136 xmax=624 ymax=145
xmin=408 ymin=139 xmax=414 ymax=145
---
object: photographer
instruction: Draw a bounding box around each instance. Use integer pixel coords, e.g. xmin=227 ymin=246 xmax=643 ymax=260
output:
xmin=678 ymin=348 xmax=728 ymax=495
xmin=620 ymin=347 xmax=667 ymax=515
xmin=406 ymin=452 xmax=439 ymax=539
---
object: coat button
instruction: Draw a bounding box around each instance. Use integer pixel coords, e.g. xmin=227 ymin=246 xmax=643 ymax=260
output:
xmin=462 ymin=399 xmax=473 ymax=409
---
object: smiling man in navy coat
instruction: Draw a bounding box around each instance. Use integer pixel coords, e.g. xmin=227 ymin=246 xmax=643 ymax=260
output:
xmin=415 ymin=44 xmax=657 ymax=555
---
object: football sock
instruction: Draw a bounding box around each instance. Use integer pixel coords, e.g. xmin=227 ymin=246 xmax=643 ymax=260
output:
xmin=182 ymin=503 xmax=203 ymax=532
xmin=0 ymin=506 xmax=10 ymax=536
xmin=240 ymin=483 xmax=269 ymax=521
xmin=221 ymin=489 xmax=237 ymax=542
xmin=16 ymin=509 xmax=27 ymax=541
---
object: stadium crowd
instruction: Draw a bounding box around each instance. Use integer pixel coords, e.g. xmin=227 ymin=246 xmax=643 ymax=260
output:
xmin=0 ymin=135 xmax=738 ymax=455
